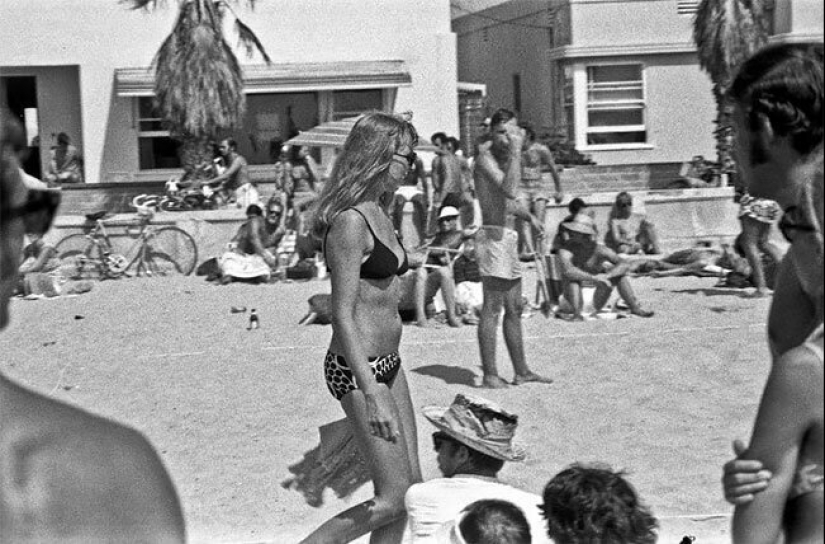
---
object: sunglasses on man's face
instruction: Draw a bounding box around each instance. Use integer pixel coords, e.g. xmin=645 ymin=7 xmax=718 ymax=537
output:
xmin=393 ymin=151 xmax=417 ymax=168
xmin=778 ymin=205 xmax=817 ymax=243
xmin=0 ymin=188 xmax=61 ymax=235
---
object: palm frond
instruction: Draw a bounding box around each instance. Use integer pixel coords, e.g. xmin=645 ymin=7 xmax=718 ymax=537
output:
xmin=235 ymin=18 xmax=272 ymax=63
xmin=122 ymin=0 xmax=164 ymax=11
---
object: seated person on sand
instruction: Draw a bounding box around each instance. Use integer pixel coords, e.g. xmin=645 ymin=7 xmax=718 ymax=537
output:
xmin=217 ymin=203 xmax=277 ymax=284
xmin=405 ymin=394 xmax=552 ymax=543
xmin=556 ymin=213 xmax=654 ymax=319
xmin=604 ymin=191 xmax=661 ymax=255
xmin=16 ymin=233 xmax=61 ymax=297
xmin=415 ymin=206 xmax=465 ymax=327
xmin=541 ymin=463 xmax=658 ymax=544
xmin=453 ymin=237 xmax=483 ymax=325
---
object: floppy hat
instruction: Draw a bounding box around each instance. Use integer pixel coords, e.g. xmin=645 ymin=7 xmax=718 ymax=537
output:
xmin=422 ymin=393 xmax=526 ymax=462
xmin=439 ymin=206 xmax=460 ymax=220
xmin=561 ymin=212 xmax=597 ymax=236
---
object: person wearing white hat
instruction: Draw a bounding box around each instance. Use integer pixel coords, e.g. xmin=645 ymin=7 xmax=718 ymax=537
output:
xmin=415 ymin=206 xmax=465 ymax=327
xmin=556 ymin=213 xmax=654 ymax=320
xmin=402 ymin=394 xmax=552 ymax=544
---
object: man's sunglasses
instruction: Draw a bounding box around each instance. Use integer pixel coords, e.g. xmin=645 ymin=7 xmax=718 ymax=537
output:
xmin=778 ymin=205 xmax=817 ymax=243
xmin=394 ymin=151 xmax=417 ymax=168
xmin=1 ymin=188 xmax=61 ymax=235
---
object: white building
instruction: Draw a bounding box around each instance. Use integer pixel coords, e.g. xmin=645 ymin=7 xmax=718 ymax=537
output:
xmin=1 ymin=0 xmax=459 ymax=184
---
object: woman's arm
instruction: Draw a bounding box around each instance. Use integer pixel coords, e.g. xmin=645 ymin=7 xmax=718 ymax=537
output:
xmin=733 ymin=347 xmax=820 ymax=544
xmin=246 ymin=217 xmax=276 ymax=267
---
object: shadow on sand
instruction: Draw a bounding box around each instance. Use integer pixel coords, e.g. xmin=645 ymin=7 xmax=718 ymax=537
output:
xmin=670 ymin=287 xmax=754 ymax=298
xmin=412 ymin=364 xmax=478 ymax=386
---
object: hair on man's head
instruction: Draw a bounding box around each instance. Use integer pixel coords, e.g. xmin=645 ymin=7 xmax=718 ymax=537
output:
xmin=431 ymin=132 xmax=448 ymax=145
xmin=490 ymin=108 xmax=516 ymax=127
xmin=568 ymin=197 xmax=587 ymax=215
xmin=730 ymin=42 xmax=824 ymax=156
xmin=459 ymin=499 xmax=531 ymax=544
xmin=541 ymin=463 xmax=658 ymax=544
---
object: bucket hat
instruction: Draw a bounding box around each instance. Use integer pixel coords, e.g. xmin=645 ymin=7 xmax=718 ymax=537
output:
xmin=561 ymin=212 xmax=597 ymax=236
xmin=422 ymin=394 xmax=525 ymax=462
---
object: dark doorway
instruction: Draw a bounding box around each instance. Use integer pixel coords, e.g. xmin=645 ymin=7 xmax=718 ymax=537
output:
xmin=3 ymin=76 xmax=41 ymax=179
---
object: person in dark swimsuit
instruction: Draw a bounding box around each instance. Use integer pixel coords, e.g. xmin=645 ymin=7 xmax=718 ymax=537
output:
xmin=300 ymin=112 xmax=421 ymax=544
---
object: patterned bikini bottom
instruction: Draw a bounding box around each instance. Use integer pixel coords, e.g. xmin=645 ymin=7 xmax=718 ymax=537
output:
xmin=323 ymin=351 xmax=401 ymax=401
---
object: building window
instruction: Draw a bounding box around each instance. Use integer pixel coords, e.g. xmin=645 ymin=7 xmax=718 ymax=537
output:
xmin=562 ymin=66 xmax=575 ymax=142
xmin=585 ymin=64 xmax=646 ymax=146
xmin=332 ymin=90 xmax=383 ymax=120
xmin=137 ymin=98 xmax=181 ymax=170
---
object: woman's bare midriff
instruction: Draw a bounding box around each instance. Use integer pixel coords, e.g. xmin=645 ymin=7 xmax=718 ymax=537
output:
xmin=329 ymin=276 xmax=403 ymax=357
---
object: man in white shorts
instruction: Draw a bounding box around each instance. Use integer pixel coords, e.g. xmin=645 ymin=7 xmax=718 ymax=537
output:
xmin=473 ymin=108 xmax=553 ymax=389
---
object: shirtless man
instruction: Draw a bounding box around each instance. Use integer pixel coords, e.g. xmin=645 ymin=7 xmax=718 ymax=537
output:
xmin=556 ymin=213 xmax=654 ymax=320
xmin=206 ymin=137 xmax=251 ymax=205
xmin=0 ymin=110 xmax=185 ymax=543
xmin=473 ymin=109 xmax=553 ymax=388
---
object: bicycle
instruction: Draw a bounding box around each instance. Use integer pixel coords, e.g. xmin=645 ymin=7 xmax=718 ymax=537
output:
xmin=55 ymin=195 xmax=198 ymax=279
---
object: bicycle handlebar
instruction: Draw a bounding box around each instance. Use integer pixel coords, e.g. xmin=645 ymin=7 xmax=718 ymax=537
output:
xmin=132 ymin=194 xmax=159 ymax=218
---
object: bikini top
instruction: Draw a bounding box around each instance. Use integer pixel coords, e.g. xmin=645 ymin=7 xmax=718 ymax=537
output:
xmin=325 ymin=207 xmax=409 ymax=280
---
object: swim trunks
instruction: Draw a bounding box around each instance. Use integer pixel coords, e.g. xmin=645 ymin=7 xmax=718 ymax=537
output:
xmin=738 ymin=195 xmax=781 ymax=224
xmin=324 ymin=351 xmax=402 ymax=401
xmin=476 ymin=226 xmax=521 ymax=280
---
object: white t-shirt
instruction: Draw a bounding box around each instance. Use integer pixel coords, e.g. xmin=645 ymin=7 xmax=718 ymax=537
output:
xmin=403 ymin=475 xmax=551 ymax=544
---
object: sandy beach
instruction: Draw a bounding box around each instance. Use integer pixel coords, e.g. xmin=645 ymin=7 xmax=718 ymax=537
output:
xmin=0 ymin=271 xmax=773 ymax=543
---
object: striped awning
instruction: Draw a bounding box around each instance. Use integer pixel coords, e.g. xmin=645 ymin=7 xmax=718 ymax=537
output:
xmin=115 ymin=60 xmax=412 ymax=97
xmin=287 ymin=116 xmax=439 ymax=151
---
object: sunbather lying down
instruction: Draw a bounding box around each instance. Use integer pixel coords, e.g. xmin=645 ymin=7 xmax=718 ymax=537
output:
xmin=632 ymin=237 xmax=782 ymax=286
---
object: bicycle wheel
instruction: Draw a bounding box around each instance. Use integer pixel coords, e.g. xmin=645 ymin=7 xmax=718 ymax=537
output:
xmin=144 ymin=227 xmax=198 ymax=276
xmin=54 ymin=233 xmax=104 ymax=280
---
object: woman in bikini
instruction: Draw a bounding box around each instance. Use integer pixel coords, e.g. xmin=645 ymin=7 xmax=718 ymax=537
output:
xmin=299 ymin=113 xmax=421 ymax=544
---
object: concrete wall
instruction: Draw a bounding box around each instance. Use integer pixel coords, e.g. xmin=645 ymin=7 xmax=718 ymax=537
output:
xmin=1 ymin=0 xmax=458 ymax=183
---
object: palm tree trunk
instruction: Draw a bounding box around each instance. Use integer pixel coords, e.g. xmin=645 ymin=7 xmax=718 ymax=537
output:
xmin=711 ymin=82 xmax=738 ymax=190
xmin=179 ymin=134 xmax=214 ymax=181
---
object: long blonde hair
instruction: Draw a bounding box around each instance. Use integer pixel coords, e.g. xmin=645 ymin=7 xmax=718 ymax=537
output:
xmin=311 ymin=112 xmax=418 ymax=241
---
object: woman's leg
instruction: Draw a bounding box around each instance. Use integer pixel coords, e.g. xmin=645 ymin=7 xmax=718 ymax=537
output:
xmin=300 ymin=383 xmax=418 ymax=544
xmin=740 ymin=216 xmax=771 ymax=296
xmin=435 ymin=267 xmax=461 ymax=327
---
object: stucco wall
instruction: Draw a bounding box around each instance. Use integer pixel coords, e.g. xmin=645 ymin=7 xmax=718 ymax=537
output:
xmin=569 ymin=0 xmax=695 ymax=47
xmin=1 ymin=0 xmax=458 ymax=183
xmin=453 ymin=0 xmax=554 ymax=129
xmin=575 ymin=53 xmax=716 ymax=165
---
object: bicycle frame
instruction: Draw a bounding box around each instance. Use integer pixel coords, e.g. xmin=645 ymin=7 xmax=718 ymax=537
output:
xmin=81 ymin=216 xmax=159 ymax=278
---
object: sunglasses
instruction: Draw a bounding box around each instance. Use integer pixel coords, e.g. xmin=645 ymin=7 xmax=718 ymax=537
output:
xmin=432 ymin=432 xmax=456 ymax=452
xmin=778 ymin=205 xmax=817 ymax=243
xmin=1 ymin=188 xmax=61 ymax=235
xmin=393 ymin=151 xmax=417 ymax=168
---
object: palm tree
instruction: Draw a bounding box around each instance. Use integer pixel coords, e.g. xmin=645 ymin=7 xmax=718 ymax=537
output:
xmin=127 ymin=0 xmax=271 ymax=180
xmin=693 ymin=0 xmax=769 ymax=186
